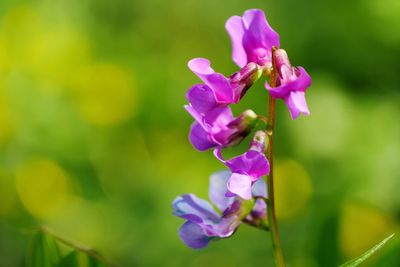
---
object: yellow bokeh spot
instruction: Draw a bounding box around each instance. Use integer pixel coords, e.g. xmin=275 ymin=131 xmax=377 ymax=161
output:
xmin=71 ymin=63 xmax=136 ymax=126
xmin=0 ymin=5 xmax=42 ymax=68
xmin=24 ymin=29 xmax=92 ymax=89
xmin=16 ymin=159 xmax=70 ymax=219
xmin=339 ymin=201 xmax=396 ymax=260
xmin=0 ymin=5 xmax=92 ymax=89
xmin=275 ymin=160 xmax=313 ymax=220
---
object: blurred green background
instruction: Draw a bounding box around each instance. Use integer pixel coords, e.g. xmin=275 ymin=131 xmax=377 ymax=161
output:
xmin=0 ymin=0 xmax=399 ymax=266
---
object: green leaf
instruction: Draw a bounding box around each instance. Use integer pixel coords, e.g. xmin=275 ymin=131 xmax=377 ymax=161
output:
xmin=339 ymin=233 xmax=395 ymax=267
xmin=57 ymin=251 xmax=79 ymax=267
xmin=57 ymin=251 xmax=109 ymax=267
xmin=28 ymin=228 xmax=114 ymax=267
xmin=28 ymin=232 xmax=62 ymax=267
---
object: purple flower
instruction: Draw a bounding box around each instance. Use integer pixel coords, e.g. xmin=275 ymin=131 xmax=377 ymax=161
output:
xmin=265 ymin=48 xmax=312 ymax=119
xmin=225 ymin=9 xmax=311 ymax=119
xmin=185 ymin=84 xmax=258 ymax=151
xmin=225 ymin=9 xmax=280 ymax=68
xmin=245 ymin=179 xmax=268 ymax=226
xmin=172 ymin=171 xmax=267 ymax=249
xmin=214 ymin=131 xmax=270 ymax=200
xmin=188 ymin=58 xmax=262 ymax=104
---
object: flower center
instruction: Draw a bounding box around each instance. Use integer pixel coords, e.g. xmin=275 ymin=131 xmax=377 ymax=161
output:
xmin=252 ymin=48 xmax=271 ymax=67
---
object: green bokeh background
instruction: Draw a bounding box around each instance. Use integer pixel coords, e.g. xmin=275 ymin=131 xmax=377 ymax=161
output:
xmin=0 ymin=0 xmax=399 ymax=266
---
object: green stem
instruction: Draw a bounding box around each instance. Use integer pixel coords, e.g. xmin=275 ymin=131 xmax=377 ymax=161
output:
xmin=265 ymin=74 xmax=286 ymax=267
xmin=39 ymin=227 xmax=117 ymax=267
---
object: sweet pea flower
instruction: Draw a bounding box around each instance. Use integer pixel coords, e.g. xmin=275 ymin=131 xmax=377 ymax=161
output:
xmin=225 ymin=9 xmax=280 ymax=68
xmin=265 ymin=48 xmax=312 ymax=119
xmin=188 ymin=58 xmax=262 ymax=104
xmin=245 ymin=179 xmax=268 ymax=228
xmin=214 ymin=131 xmax=270 ymax=200
xmin=185 ymin=84 xmax=258 ymax=151
xmin=225 ymin=9 xmax=311 ymax=119
xmin=172 ymin=171 xmax=267 ymax=249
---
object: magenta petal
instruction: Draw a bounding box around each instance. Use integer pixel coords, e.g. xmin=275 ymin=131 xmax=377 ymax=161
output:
xmin=189 ymin=122 xmax=215 ymax=151
xmin=203 ymin=106 xmax=234 ymax=128
xmin=209 ymin=171 xmax=234 ymax=212
xmin=227 ymin=173 xmax=252 ymax=200
xmin=225 ymin=15 xmax=247 ymax=68
xmin=185 ymin=105 xmax=203 ymax=125
xmin=242 ymin=9 xmax=280 ymax=66
xmin=291 ymin=67 xmax=312 ymax=92
xmin=245 ymin=151 xmax=270 ymax=178
xmin=266 ymin=67 xmax=312 ymax=99
xmin=186 ymin=84 xmax=218 ymax=114
xmin=285 ymin=91 xmax=310 ymax=120
xmin=179 ymin=221 xmax=212 ymax=249
xmin=242 ymin=9 xmax=279 ymax=47
xmin=226 ymin=151 xmax=269 ymax=180
xmin=188 ymin=58 xmax=233 ymax=103
xmin=213 ymin=147 xmax=226 ymax=163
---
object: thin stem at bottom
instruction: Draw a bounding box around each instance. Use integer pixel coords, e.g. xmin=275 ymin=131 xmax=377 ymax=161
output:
xmin=265 ymin=94 xmax=285 ymax=267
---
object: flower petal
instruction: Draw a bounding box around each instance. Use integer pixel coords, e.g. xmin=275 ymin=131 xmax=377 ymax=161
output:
xmin=172 ymin=194 xmax=220 ymax=223
xmin=242 ymin=9 xmax=280 ymax=66
xmin=185 ymin=105 xmax=203 ymax=125
xmin=245 ymin=151 xmax=270 ymax=178
xmin=186 ymin=84 xmax=218 ymax=114
xmin=285 ymin=91 xmax=310 ymax=120
xmin=250 ymin=199 xmax=267 ymax=219
xmin=225 ymin=150 xmax=269 ymax=179
xmin=252 ymin=178 xmax=267 ymax=198
xmin=266 ymin=67 xmax=312 ymax=99
xmin=188 ymin=58 xmax=233 ymax=103
xmin=242 ymin=9 xmax=280 ymax=48
xmin=227 ymin=173 xmax=252 ymax=200
xmin=225 ymin=15 xmax=247 ymax=68
xmin=213 ymin=214 xmax=241 ymax=237
xmin=213 ymin=147 xmax=226 ymax=163
xmin=209 ymin=170 xmax=234 ymax=212
xmin=188 ymin=122 xmax=215 ymax=151
xmin=203 ymin=106 xmax=233 ymax=128
xmin=179 ymin=221 xmax=212 ymax=249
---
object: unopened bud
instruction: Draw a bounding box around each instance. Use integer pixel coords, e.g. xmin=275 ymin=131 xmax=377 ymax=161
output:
xmin=231 ymin=62 xmax=262 ymax=84
xmin=272 ymin=47 xmax=295 ymax=82
xmin=228 ymin=109 xmax=258 ymax=131
xmin=249 ymin=131 xmax=267 ymax=153
xmin=230 ymin=63 xmax=263 ymax=100
xmin=226 ymin=110 xmax=259 ymax=146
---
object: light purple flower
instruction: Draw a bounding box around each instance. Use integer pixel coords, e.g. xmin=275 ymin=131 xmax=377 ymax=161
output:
xmin=185 ymin=84 xmax=258 ymax=151
xmin=265 ymin=48 xmax=312 ymax=119
xmin=245 ymin=179 xmax=267 ymax=225
xmin=214 ymin=131 xmax=270 ymax=200
xmin=225 ymin=9 xmax=280 ymax=68
xmin=172 ymin=171 xmax=267 ymax=249
xmin=188 ymin=58 xmax=262 ymax=104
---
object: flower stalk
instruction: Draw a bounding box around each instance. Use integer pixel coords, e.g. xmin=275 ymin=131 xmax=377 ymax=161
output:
xmin=173 ymin=9 xmax=311 ymax=266
xmin=265 ymin=63 xmax=286 ymax=267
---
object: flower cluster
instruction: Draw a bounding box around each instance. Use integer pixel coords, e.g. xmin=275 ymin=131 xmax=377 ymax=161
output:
xmin=173 ymin=8 xmax=311 ymax=249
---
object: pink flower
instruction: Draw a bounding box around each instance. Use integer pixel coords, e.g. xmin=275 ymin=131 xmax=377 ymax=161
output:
xmin=226 ymin=9 xmax=280 ymax=68
xmin=265 ymin=48 xmax=312 ymax=119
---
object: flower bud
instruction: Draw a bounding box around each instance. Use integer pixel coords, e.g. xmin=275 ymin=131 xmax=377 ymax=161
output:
xmin=249 ymin=130 xmax=267 ymax=153
xmin=225 ymin=109 xmax=259 ymax=146
xmin=272 ymin=47 xmax=296 ymax=82
xmin=230 ymin=63 xmax=263 ymax=100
